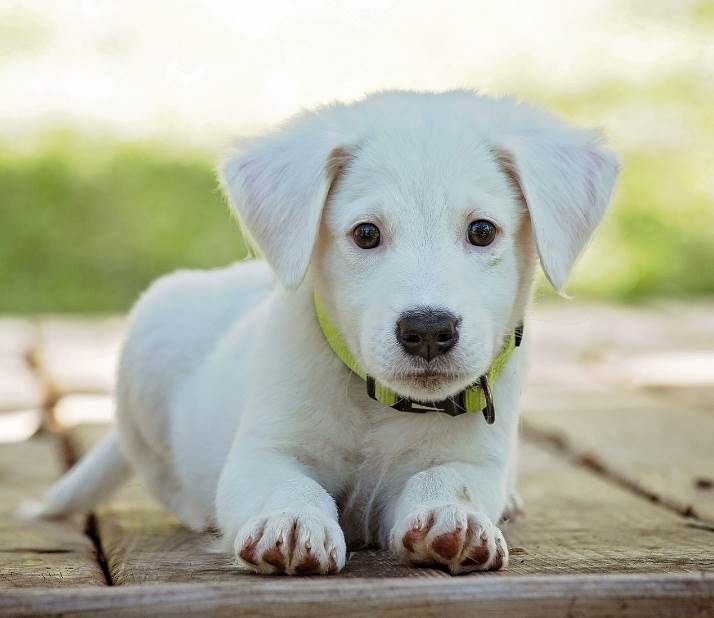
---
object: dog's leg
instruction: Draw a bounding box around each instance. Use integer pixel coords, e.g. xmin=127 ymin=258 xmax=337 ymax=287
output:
xmin=500 ymin=490 xmax=524 ymax=523
xmin=216 ymin=450 xmax=346 ymax=575
xmin=500 ymin=443 xmax=524 ymax=523
xmin=386 ymin=462 xmax=509 ymax=574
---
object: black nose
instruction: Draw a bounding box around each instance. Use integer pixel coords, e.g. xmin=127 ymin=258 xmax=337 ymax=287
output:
xmin=396 ymin=309 xmax=460 ymax=361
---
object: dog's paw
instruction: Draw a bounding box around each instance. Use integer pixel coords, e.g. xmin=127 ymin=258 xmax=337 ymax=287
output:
xmin=390 ymin=504 xmax=507 ymax=574
xmin=233 ymin=510 xmax=346 ymax=575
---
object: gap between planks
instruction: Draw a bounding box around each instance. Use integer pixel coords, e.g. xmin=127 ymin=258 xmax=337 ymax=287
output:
xmin=520 ymin=419 xmax=713 ymax=528
xmin=53 ymin=421 xmax=114 ymax=586
xmin=29 ymin=317 xmax=117 ymax=587
xmin=26 ymin=310 xmax=714 ymax=590
xmin=69 ymin=422 xmax=714 ymax=584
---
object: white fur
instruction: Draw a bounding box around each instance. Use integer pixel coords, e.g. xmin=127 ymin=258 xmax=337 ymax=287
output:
xmin=42 ymin=90 xmax=618 ymax=575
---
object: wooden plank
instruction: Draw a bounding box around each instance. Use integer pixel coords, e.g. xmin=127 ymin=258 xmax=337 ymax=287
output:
xmin=523 ymin=300 xmax=714 ymax=524
xmin=526 ymin=301 xmax=714 ymax=395
xmin=72 ymin=423 xmax=714 ymax=585
xmin=0 ymin=409 xmax=43 ymax=444
xmin=35 ymin=318 xmax=125 ymax=395
xmin=644 ymin=385 xmax=714 ymax=414
xmin=96 ymin=496 xmax=450 ymax=583
xmin=507 ymin=436 xmax=714 ymax=575
xmin=522 ymin=385 xmax=714 ymax=523
xmin=0 ymin=358 xmax=43 ymax=413
xmin=528 ymin=301 xmax=714 ymax=361
xmin=71 ymin=424 xmax=448 ymax=584
xmin=54 ymin=394 xmax=114 ymax=428
xmin=0 ymin=319 xmax=43 ymax=413
xmin=0 ymin=434 xmax=107 ymax=588
xmin=0 ymin=319 xmax=37 ymax=358
xmin=2 ymin=573 xmax=713 ymax=617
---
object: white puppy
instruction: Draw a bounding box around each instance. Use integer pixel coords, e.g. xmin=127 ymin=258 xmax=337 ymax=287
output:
xmin=42 ymin=90 xmax=619 ymax=575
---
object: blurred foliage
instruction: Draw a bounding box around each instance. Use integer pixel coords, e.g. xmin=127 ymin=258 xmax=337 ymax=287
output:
xmin=536 ymin=72 xmax=714 ymax=302
xmin=1 ymin=68 xmax=713 ymax=312
xmin=0 ymin=134 xmax=247 ymax=312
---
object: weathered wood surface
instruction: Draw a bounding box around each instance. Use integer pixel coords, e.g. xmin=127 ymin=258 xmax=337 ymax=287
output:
xmin=523 ymin=302 xmax=714 ymax=523
xmin=1 ymin=301 xmax=714 ymax=615
xmin=524 ymin=301 xmax=714 ymax=397
xmin=0 ymin=357 xmax=43 ymax=413
xmin=0 ymin=435 xmax=106 ymax=589
xmin=509 ymin=440 xmax=714 ymax=575
xmin=35 ymin=317 xmax=124 ymax=395
xmin=70 ymin=424 xmax=450 ymax=584
xmin=0 ymin=319 xmax=42 ymax=414
xmin=54 ymin=394 xmax=114 ymax=428
xmin=70 ymin=423 xmax=714 ymax=583
xmin=3 ymin=573 xmax=713 ymax=617
xmin=523 ymin=386 xmax=714 ymax=523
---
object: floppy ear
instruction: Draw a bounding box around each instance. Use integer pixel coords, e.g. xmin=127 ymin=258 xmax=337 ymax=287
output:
xmin=495 ymin=129 xmax=620 ymax=292
xmin=220 ymin=115 xmax=351 ymax=288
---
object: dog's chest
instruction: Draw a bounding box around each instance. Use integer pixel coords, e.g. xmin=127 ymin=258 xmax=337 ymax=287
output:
xmin=287 ymin=390 xmax=475 ymax=547
xmin=335 ymin=409 xmax=458 ymax=547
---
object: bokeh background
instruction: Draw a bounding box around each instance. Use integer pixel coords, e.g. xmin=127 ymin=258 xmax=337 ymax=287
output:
xmin=1 ymin=0 xmax=713 ymax=313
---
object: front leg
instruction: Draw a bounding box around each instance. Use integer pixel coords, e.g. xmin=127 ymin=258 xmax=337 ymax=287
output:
xmin=216 ymin=448 xmax=346 ymax=575
xmin=387 ymin=463 xmax=509 ymax=574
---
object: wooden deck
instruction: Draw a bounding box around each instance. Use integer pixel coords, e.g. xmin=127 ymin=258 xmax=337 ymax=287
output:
xmin=1 ymin=302 xmax=713 ymax=616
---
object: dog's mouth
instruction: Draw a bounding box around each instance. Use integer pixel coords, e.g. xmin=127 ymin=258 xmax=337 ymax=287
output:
xmin=391 ymin=370 xmax=471 ymax=396
xmin=402 ymin=370 xmax=465 ymax=380
xmin=365 ymin=346 xmax=479 ymax=400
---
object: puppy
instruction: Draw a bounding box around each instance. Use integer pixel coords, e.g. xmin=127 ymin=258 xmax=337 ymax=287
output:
xmin=42 ymin=90 xmax=619 ymax=575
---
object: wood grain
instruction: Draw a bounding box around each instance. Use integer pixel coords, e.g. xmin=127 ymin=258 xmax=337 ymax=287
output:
xmin=0 ymin=434 xmax=106 ymax=588
xmin=0 ymin=319 xmax=42 ymax=414
xmin=0 ymin=358 xmax=43 ymax=413
xmin=522 ymin=385 xmax=714 ymax=523
xmin=71 ymin=423 xmax=714 ymax=586
xmin=35 ymin=317 xmax=125 ymax=395
xmin=507 ymin=437 xmax=714 ymax=575
xmin=523 ymin=300 xmax=714 ymax=523
xmin=2 ymin=573 xmax=713 ymax=617
xmin=71 ymin=424 xmax=448 ymax=584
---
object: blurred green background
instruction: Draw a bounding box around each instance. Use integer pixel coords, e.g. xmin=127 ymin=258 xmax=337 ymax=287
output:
xmin=1 ymin=2 xmax=713 ymax=313
xmin=0 ymin=135 xmax=247 ymax=312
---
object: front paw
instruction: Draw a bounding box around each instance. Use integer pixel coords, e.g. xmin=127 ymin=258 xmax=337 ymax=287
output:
xmin=234 ymin=510 xmax=346 ymax=575
xmin=390 ymin=504 xmax=508 ymax=574
xmin=500 ymin=491 xmax=524 ymax=523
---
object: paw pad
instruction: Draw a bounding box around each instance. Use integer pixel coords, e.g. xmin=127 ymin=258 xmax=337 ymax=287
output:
xmin=234 ymin=512 xmax=346 ymax=575
xmin=392 ymin=506 xmax=508 ymax=573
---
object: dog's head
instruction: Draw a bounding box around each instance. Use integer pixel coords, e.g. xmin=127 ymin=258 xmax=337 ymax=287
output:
xmin=221 ymin=91 xmax=619 ymax=402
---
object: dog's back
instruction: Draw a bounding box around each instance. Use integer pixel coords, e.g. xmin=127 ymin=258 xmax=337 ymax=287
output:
xmin=42 ymin=259 xmax=274 ymax=521
xmin=119 ymin=259 xmax=274 ymax=432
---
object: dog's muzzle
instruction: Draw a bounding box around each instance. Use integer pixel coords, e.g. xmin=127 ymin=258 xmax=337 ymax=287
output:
xmin=314 ymin=293 xmax=523 ymax=424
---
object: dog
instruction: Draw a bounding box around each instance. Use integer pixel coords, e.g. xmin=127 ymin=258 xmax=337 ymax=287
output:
xmin=41 ymin=90 xmax=619 ymax=575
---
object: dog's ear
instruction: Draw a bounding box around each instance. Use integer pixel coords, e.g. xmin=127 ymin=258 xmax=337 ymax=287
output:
xmin=220 ymin=116 xmax=351 ymax=288
xmin=494 ymin=127 xmax=620 ymax=292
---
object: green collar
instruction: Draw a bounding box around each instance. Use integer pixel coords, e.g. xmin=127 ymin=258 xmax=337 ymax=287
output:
xmin=314 ymin=294 xmax=522 ymax=423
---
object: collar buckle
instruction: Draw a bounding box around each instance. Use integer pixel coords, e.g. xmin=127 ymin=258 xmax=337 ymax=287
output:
xmin=367 ymin=375 xmax=496 ymax=422
xmin=514 ymin=323 xmax=524 ymax=347
xmin=479 ymin=375 xmax=496 ymax=424
xmin=391 ymin=392 xmax=468 ymax=417
xmin=366 ymin=377 xmax=468 ymax=418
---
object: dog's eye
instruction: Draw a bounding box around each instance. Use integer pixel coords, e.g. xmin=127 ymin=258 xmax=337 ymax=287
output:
xmin=467 ymin=220 xmax=497 ymax=246
xmin=352 ymin=223 xmax=381 ymax=249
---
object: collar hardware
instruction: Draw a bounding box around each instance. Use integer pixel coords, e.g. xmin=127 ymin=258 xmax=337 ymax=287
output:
xmin=479 ymin=375 xmax=496 ymax=424
xmin=514 ymin=323 xmax=524 ymax=347
xmin=366 ymin=374 xmax=496 ymax=422
xmin=315 ymin=294 xmax=522 ymax=424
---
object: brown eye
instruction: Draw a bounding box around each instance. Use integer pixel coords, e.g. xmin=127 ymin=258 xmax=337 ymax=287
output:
xmin=352 ymin=222 xmax=381 ymax=249
xmin=467 ymin=219 xmax=497 ymax=246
